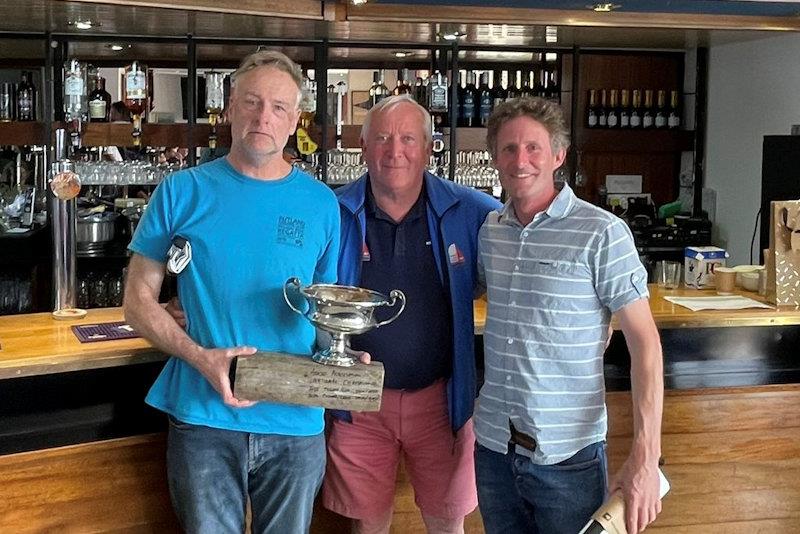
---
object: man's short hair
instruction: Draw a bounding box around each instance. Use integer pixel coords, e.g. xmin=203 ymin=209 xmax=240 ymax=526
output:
xmin=230 ymin=49 xmax=303 ymax=107
xmin=486 ymin=97 xmax=570 ymax=157
xmin=361 ymin=94 xmax=433 ymax=146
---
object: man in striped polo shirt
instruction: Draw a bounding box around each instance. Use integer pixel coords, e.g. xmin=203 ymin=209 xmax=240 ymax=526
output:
xmin=474 ymin=97 xmax=664 ymax=534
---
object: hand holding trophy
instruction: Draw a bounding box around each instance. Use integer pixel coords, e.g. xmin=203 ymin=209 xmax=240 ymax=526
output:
xmin=233 ymin=278 xmax=406 ymax=411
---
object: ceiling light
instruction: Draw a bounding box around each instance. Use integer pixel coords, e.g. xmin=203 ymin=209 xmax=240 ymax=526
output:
xmin=393 ymin=51 xmax=413 ymax=58
xmin=589 ymin=2 xmax=621 ymax=12
xmin=350 ymin=0 xmax=370 ymax=5
xmin=545 ymin=26 xmax=558 ymax=44
xmin=69 ymin=20 xmax=97 ymax=30
xmin=107 ymin=44 xmax=127 ymax=51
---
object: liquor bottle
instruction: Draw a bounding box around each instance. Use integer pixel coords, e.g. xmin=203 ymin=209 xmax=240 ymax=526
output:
xmin=668 ymin=90 xmax=681 ymax=129
xmin=16 ymin=71 xmax=36 ymax=121
xmin=205 ymin=71 xmax=227 ymax=149
xmin=393 ymin=68 xmax=413 ymax=95
xmin=0 ymin=83 xmax=14 ymax=122
xmin=587 ymin=89 xmax=599 ymax=129
xmin=598 ymin=90 xmax=608 ymax=128
xmin=428 ymin=70 xmax=449 ymax=130
xmin=414 ymin=76 xmax=425 ymax=105
xmin=521 ymin=71 xmax=534 ymax=99
xmin=630 ymin=90 xmax=642 ymax=128
xmin=459 ymin=71 xmax=478 ymax=127
xmin=607 ymin=89 xmax=619 ymax=128
xmin=369 ymin=71 xmax=389 ymax=108
xmin=655 ymin=90 xmax=667 ymax=129
xmin=642 ymin=89 xmax=654 ymax=129
xmin=619 ymin=89 xmax=630 ymax=128
xmin=493 ymin=70 xmax=508 ymax=109
xmin=88 ymin=72 xmax=112 ymax=122
xmin=63 ymin=59 xmax=88 ymax=148
xmin=123 ymin=61 xmax=148 ymax=146
xmin=479 ymin=72 xmax=493 ymax=127
xmin=298 ymin=75 xmax=316 ymax=130
xmin=507 ymin=70 xmax=522 ymax=100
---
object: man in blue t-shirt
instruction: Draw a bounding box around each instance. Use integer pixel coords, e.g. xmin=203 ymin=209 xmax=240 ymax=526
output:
xmin=123 ymin=50 xmax=340 ymax=534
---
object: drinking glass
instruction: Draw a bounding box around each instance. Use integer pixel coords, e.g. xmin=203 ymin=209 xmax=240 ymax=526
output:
xmin=657 ymin=261 xmax=681 ymax=289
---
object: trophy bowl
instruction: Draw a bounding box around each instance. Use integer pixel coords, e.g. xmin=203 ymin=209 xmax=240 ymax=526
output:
xmin=284 ymin=277 xmax=406 ymax=367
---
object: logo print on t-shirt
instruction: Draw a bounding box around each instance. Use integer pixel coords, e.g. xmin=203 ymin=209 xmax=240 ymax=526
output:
xmin=277 ymin=216 xmax=305 ymax=247
xmin=448 ymin=243 xmax=465 ymax=265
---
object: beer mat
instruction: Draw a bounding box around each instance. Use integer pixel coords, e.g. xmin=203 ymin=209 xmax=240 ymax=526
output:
xmin=663 ymin=295 xmax=773 ymax=312
xmin=72 ymin=322 xmax=140 ymax=343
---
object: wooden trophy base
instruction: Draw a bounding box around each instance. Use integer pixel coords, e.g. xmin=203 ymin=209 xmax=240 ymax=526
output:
xmin=233 ymin=351 xmax=384 ymax=411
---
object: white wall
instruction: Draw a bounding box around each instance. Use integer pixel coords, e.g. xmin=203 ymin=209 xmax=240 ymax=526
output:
xmin=706 ymin=32 xmax=800 ymax=265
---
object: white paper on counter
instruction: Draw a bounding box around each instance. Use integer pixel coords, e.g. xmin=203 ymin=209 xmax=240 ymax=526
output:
xmin=663 ymin=295 xmax=774 ymax=312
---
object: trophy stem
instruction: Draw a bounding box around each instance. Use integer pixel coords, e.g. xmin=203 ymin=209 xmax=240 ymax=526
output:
xmin=312 ymin=332 xmax=356 ymax=367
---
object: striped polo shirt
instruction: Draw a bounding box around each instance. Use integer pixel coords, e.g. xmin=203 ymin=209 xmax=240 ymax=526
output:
xmin=475 ymin=183 xmax=648 ymax=464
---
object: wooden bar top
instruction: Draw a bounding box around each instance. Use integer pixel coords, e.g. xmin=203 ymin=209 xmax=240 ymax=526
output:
xmin=2 ymin=284 xmax=799 ymax=380
xmin=472 ymin=284 xmax=800 ymax=334
xmin=0 ymin=309 xmax=164 ymax=380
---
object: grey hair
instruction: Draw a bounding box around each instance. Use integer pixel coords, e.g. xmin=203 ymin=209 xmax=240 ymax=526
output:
xmin=361 ymin=94 xmax=432 ymax=146
xmin=486 ymin=97 xmax=571 ymax=157
xmin=230 ymin=49 xmax=303 ymax=108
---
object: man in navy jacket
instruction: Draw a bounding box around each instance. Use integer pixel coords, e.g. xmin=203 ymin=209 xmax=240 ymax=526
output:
xmin=321 ymin=94 xmax=500 ymax=534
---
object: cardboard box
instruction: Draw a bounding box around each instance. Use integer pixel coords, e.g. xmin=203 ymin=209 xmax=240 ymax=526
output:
xmin=684 ymin=246 xmax=729 ymax=288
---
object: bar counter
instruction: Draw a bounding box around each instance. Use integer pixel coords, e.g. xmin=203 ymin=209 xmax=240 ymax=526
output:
xmin=2 ymin=285 xmax=799 ymax=380
xmin=2 ymin=287 xmax=800 ymax=533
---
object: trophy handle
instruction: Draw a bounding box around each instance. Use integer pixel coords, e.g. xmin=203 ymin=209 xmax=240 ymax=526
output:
xmin=283 ymin=277 xmax=305 ymax=316
xmin=375 ymin=289 xmax=406 ymax=328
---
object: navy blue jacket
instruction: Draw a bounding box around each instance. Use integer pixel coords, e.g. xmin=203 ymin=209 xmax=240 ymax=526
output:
xmin=335 ymin=172 xmax=501 ymax=431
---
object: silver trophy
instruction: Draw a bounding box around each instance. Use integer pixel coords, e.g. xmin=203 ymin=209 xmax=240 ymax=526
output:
xmin=283 ymin=277 xmax=406 ymax=367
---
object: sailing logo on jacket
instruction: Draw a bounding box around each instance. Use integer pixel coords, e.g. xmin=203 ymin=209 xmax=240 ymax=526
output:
xmin=448 ymin=243 xmax=465 ymax=265
xmin=361 ymin=242 xmax=371 ymax=261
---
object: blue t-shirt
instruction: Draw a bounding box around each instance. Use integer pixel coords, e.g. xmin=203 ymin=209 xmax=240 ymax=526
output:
xmin=129 ymin=157 xmax=340 ymax=436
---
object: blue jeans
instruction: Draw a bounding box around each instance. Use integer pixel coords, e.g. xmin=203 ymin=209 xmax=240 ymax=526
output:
xmin=475 ymin=441 xmax=607 ymax=534
xmin=166 ymin=416 xmax=326 ymax=534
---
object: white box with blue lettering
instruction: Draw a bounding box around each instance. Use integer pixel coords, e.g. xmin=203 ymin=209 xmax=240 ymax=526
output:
xmin=684 ymin=246 xmax=729 ymax=289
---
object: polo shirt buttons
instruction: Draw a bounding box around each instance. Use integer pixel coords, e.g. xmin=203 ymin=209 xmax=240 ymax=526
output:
xmin=507 ymin=338 xmax=513 ymax=345
xmin=514 ymin=265 xmax=520 ymax=271
xmin=522 ymin=231 xmax=529 ymax=238
xmin=506 ymin=375 xmax=512 ymax=381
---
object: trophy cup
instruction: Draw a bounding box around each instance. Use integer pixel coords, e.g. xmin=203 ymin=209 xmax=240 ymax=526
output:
xmin=232 ymin=278 xmax=405 ymax=411
xmin=282 ymin=277 xmax=406 ymax=366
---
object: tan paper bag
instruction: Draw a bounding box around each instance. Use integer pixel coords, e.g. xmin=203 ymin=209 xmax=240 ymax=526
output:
xmin=766 ymin=200 xmax=800 ymax=306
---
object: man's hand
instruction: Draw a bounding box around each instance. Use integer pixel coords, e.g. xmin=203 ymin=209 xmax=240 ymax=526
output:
xmin=188 ymin=345 xmax=258 ymax=408
xmin=165 ymin=296 xmax=186 ymax=328
xmin=609 ymin=456 xmax=662 ymax=533
xmin=347 ymin=348 xmax=371 ymax=365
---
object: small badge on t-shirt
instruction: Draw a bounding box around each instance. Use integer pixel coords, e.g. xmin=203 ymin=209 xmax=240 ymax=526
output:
xmin=361 ymin=242 xmax=371 ymax=262
xmin=447 ymin=243 xmax=465 ymax=265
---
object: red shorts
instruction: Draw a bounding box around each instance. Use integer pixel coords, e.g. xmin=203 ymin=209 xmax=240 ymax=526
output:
xmin=322 ymin=379 xmax=477 ymax=520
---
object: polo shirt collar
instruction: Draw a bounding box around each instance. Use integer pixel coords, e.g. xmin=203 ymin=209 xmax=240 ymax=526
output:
xmin=365 ymin=182 xmax=427 ymax=224
xmin=498 ymin=182 xmax=576 ymax=226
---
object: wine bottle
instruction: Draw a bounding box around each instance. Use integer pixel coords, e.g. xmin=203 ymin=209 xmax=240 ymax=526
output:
xmin=642 ymin=89 xmax=654 ymax=129
xmin=668 ymin=90 xmax=681 ymax=129
xmin=587 ymin=89 xmax=599 ymax=129
xmin=607 ymin=89 xmax=619 ymax=128
xmin=655 ymin=90 xmax=667 ymax=129
xmin=393 ymin=68 xmax=412 ymax=95
xmin=479 ymin=72 xmax=493 ymax=127
xmin=493 ymin=70 xmax=508 ymax=108
xmin=630 ymin=90 xmax=642 ymax=128
xmin=459 ymin=71 xmax=477 ymax=127
xmin=598 ymin=90 xmax=608 ymax=128
xmin=619 ymin=90 xmax=630 ymax=128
